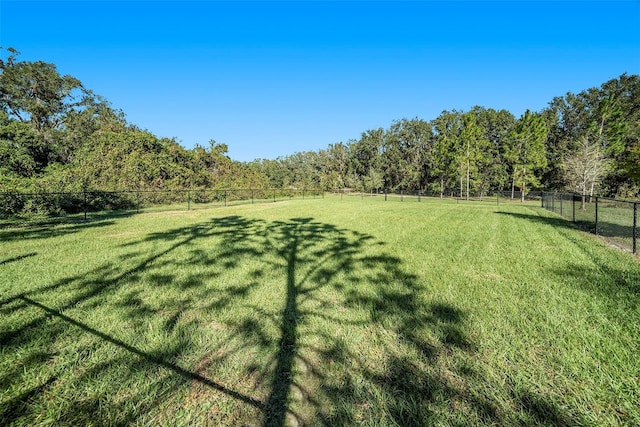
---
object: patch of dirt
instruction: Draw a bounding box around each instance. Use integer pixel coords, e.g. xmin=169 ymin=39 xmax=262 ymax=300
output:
xmin=194 ymin=353 xmax=213 ymax=377
xmin=206 ymin=320 xmax=226 ymax=331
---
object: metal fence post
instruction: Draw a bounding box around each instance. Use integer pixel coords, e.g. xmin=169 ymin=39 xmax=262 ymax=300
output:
xmin=401 ymin=190 xmax=403 ymax=202
xmin=572 ymin=194 xmax=576 ymax=223
xmin=560 ymin=195 xmax=563 ymax=217
xmin=187 ymin=190 xmax=191 ymax=211
xmin=224 ymin=190 xmax=227 ymax=207
xmin=273 ymin=189 xmax=276 ymax=203
xmin=384 ymin=189 xmax=387 ymax=201
xmin=83 ymin=190 xmax=88 ymax=220
xmin=633 ymin=202 xmax=637 ymax=255
xmin=595 ymin=196 xmax=599 ymax=235
xmin=418 ymin=190 xmax=421 ymax=203
xmin=136 ymin=191 xmax=140 ymax=213
xmin=252 ymin=189 xmax=255 ymax=204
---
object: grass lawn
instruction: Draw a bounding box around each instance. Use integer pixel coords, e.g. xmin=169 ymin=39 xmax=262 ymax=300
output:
xmin=544 ymin=196 xmax=638 ymax=254
xmin=1 ymin=198 xmax=638 ymax=426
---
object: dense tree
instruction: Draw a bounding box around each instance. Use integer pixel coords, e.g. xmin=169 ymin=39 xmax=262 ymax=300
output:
xmin=68 ymin=129 xmax=167 ymax=190
xmin=0 ymin=111 xmax=41 ymax=178
xmin=351 ymin=129 xmax=383 ymax=176
xmin=387 ymin=118 xmax=432 ymax=191
xmin=506 ymin=110 xmax=548 ymax=202
xmin=430 ymin=110 xmax=462 ymax=197
xmin=325 ymin=143 xmax=350 ymax=189
xmin=542 ymin=74 xmax=640 ymax=197
xmin=623 ymin=142 xmax=640 ymax=185
xmin=0 ymin=48 xmax=118 ymax=165
xmin=350 ymin=128 xmax=384 ymax=191
xmin=542 ymin=94 xmax=585 ymax=190
xmin=563 ymin=135 xmax=611 ymax=209
xmin=458 ymin=112 xmax=490 ymax=200
xmin=472 ymin=107 xmax=515 ymax=195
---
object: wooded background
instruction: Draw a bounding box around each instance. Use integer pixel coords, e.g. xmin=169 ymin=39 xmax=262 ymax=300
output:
xmin=2 ymin=48 xmax=639 ymax=208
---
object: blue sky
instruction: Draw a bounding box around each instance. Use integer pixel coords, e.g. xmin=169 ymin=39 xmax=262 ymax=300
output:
xmin=1 ymin=1 xmax=639 ymax=161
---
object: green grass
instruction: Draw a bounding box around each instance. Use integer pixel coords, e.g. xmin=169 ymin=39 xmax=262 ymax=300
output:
xmin=545 ymin=197 xmax=638 ymax=253
xmin=1 ymin=198 xmax=639 ymax=426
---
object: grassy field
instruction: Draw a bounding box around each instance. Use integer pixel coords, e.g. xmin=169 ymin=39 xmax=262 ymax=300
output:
xmin=1 ymin=197 xmax=639 ymax=426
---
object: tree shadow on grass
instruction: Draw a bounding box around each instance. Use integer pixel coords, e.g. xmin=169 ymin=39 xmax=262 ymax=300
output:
xmin=0 ymin=252 xmax=37 ymax=266
xmin=515 ymin=390 xmax=577 ymax=427
xmin=496 ymin=210 xmax=638 ymax=253
xmin=0 ymin=217 xmax=121 ymax=242
xmin=496 ymin=210 xmax=639 ymax=298
xmin=549 ymin=225 xmax=640 ymax=307
xmin=495 ymin=210 xmax=577 ymax=230
xmin=0 ymin=213 xmax=583 ymax=425
xmin=1 ymin=217 xmax=265 ymax=425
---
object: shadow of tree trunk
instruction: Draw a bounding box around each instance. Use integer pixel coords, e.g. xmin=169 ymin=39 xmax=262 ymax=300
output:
xmin=263 ymin=222 xmax=300 ymax=426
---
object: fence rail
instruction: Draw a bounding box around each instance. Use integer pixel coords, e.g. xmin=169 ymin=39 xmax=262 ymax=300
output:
xmin=0 ymin=188 xmax=324 ymax=222
xmin=542 ymin=192 xmax=638 ymax=255
xmin=329 ymin=188 xmax=542 ymax=203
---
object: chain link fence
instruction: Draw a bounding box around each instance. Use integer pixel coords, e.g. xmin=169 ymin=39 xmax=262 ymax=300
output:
xmin=328 ymin=188 xmax=542 ymax=204
xmin=11 ymin=188 xmax=629 ymax=255
xmin=542 ymin=192 xmax=638 ymax=254
xmin=0 ymin=188 xmax=324 ymax=224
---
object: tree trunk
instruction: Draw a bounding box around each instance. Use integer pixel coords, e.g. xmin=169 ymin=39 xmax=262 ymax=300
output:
xmin=520 ymin=165 xmax=526 ymax=203
xmin=466 ymin=159 xmax=470 ymax=201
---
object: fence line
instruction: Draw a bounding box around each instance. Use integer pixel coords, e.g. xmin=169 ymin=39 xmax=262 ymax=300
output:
xmin=329 ymin=188 xmax=542 ymax=204
xmin=542 ymin=192 xmax=638 ymax=255
xmin=11 ymin=188 xmax=632 ymax=255
xmin=0 ymin=188 xmax=324 ymax=221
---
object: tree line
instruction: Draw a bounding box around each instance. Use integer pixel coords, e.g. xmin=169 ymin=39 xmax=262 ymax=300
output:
xmin=249 ymin=74 xmax=640 ymax=200
xmin=2 ymin=48 xmax=639 ymax=208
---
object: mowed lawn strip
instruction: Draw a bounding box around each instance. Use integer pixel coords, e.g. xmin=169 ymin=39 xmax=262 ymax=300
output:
xmin=1 ymin=198 xmax=638 ymax=426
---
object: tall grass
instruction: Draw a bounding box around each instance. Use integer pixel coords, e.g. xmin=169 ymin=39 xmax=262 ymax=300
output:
xmin=1 ymin=198 xmax=638 ymax=426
